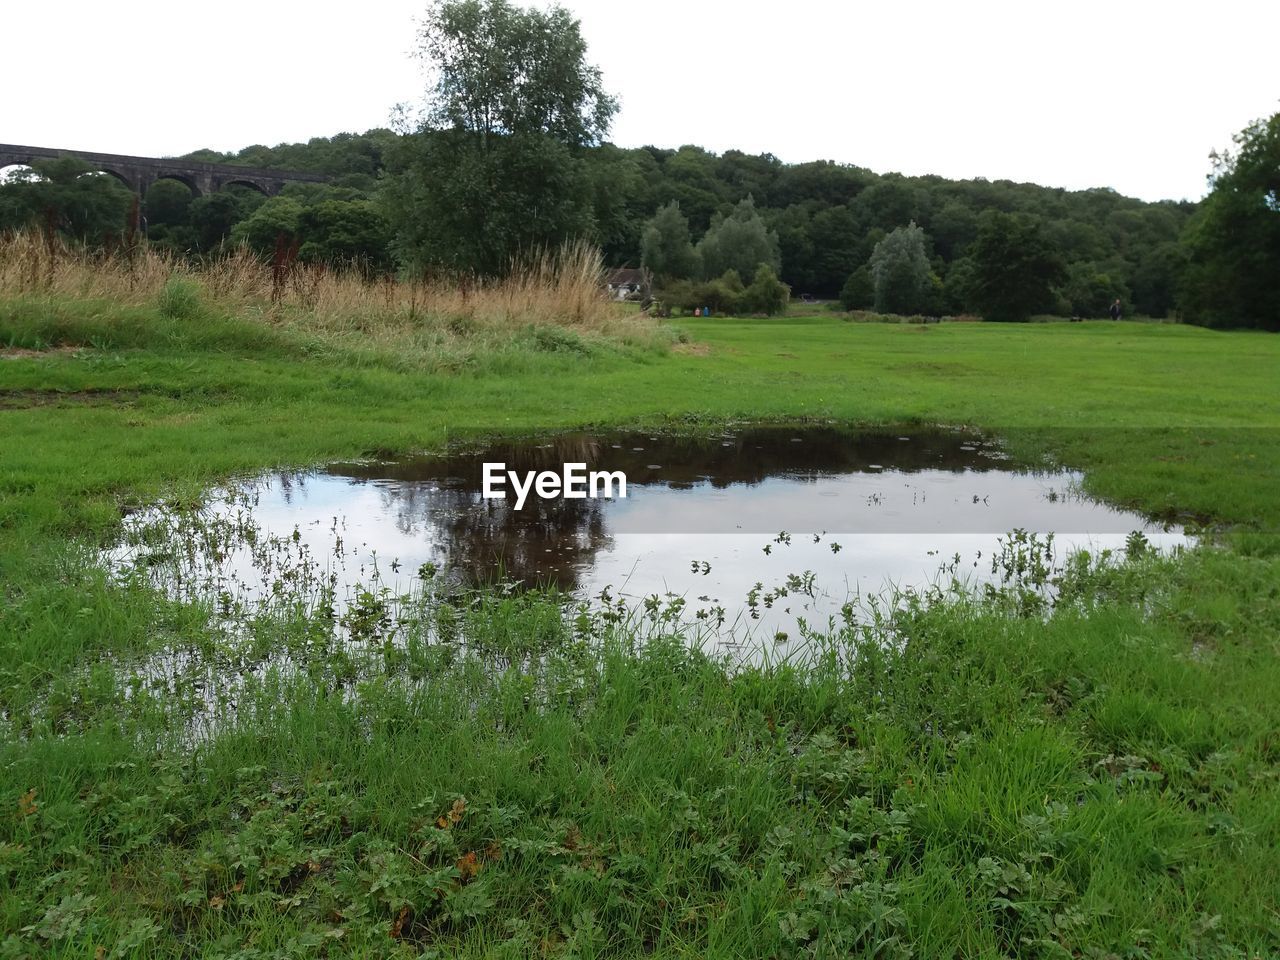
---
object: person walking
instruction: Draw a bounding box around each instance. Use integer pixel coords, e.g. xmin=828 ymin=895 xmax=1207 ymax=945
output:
xmin=1109 ymin=298 xmax=1122 ymax=321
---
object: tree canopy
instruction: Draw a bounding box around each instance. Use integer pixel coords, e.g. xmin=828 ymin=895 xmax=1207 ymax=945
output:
xmin=413 ymin=0 xmax=616 ymax=147
xmin=696 ymin=196 xmax=780 ymax=281
xmin=382 ymin=0 xmax=616 ymax=275
xmin=868 ymin=221 xmax=934 ymax=315
xmin=640 ymin=201 xmax=699 ymax=282
xmin=967 ymin=212 xmax=1067 ymax=322
xmin=0 ymin=158 xmax=132 ymax=243
xmin=1178 ymin=111 xmax=1280 ymax=331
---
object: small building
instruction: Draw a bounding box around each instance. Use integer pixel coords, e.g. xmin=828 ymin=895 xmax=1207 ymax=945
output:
xmin=605 ymin=267 xmax=651 ymax=302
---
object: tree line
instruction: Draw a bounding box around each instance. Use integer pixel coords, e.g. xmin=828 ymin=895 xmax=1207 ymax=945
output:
xmin=0 ymin=0 xmax=1274 ymax=329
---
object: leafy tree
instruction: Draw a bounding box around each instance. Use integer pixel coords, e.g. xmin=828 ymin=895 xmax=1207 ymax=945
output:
xmin=771 ymin=160 xmax=871 ymax=208
xmin=385 ymin=130 xmax=593 ymax=275
xmin=695 ymin=195 xmax=780 ymax=281
xmin=805 ymin=205 xmax=861 ymax=296
xmin=868 ymin=221 xmax=932 ymax=314
xmin=661 ymin=146 xmax=726 ymax=233
xmin=297 ymin=200 xmax=393 ymax=269
xmin=1179 ymin=111 xmax=1280 ymax=330
xmin=384 ymin=0 xmax=616 ymax=275
xmin=839 ymin=265 xmax=874 ymax=311
xmin=852 ymin=178 xmax=920 ymax=232
xmin=1062 ymin=262 xmax=1130 ymax=318
xmin=0 ymin=158 xmax=131 ymax=242
xmin=413 ymin=0 xmax=615 ymax=148
xmin=230 ymin=197 xmax=304 ymax=255
xmin=584 ymin=144 xmax=650 ymax=266
xmin=929 ymin=200 xmax=978 ymax=261
xmin=941 ymin=256 xmax=976 ymax=313
xmin=769 ymin=205 xmax=818 ymax=294
xmin=1131 ymin=241 xmax=1186 ymax=318
xmin=143 ymin=179 xmax=194 ymax=229
xmin=741 ymin=264 xmax=790 ymax=316
xmin=968 ymin=212 xmax=1066 ymax=322
xmin=640 ymin=201 xmax=699 ymax=280
xmin=188 ymin=193 xmax=254 ymax=252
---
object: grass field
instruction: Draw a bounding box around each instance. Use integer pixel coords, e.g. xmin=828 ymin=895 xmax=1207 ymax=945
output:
xmin=2 ymin=289 xmax=1279 ymax=958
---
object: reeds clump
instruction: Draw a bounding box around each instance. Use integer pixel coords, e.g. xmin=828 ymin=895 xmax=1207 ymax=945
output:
xmin=0 ymin=232 xmax=664 ymax=364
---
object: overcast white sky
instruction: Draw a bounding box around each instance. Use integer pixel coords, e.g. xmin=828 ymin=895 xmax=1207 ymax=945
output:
xmin=2 ymin=0 xmax=1275 ymax=201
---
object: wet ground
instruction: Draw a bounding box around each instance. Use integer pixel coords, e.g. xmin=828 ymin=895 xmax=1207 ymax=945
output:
xmin=114 ymin=426 xmax=1187 ymax=648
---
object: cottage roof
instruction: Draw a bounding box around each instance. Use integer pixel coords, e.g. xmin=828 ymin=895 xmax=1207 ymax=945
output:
xmin=606 ymin=267 xmax=648 ymax=286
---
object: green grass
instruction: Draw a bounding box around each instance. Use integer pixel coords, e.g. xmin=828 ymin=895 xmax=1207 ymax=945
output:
xmin=2 ymin=295 xmax=1279 ymax=958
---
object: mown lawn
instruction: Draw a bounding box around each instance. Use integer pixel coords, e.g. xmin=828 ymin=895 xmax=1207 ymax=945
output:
xmin=1 ymin=298 xmax=1278 ymax=958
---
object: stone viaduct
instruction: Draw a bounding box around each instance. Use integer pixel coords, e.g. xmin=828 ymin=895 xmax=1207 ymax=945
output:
xmin=0 ymin=143 xmax=330 ymax=198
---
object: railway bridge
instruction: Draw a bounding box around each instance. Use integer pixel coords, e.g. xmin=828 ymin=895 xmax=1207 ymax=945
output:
xmin=0 ymin=142 xmax=330 ymax=197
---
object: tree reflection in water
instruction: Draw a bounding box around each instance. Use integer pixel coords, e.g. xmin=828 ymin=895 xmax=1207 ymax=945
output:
xmin=319 ymin=427 xmax=1008 ymax=590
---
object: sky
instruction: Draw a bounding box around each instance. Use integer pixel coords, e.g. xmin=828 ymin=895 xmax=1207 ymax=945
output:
xmin=2 ymin=0 xmax=1276 ymax=202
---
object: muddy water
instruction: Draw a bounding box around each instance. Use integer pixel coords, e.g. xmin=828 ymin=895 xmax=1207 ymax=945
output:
xmin=116 ymin=426 xmax=1185 ymax=648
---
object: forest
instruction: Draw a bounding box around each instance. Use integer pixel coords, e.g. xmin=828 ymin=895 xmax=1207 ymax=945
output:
xmin=0 ymin=0 xmax=1275 ymax=329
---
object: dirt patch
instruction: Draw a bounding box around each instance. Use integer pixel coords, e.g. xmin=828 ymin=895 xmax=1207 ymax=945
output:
xmin=673 ymin=341 xmax=711 ymax=357
xmin=0 ymin=388 xmax=141 ymax=410
xmin=0 ymin=346 xmax=85 ymax=360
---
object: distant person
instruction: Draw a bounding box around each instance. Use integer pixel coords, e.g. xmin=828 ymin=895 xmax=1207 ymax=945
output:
xmin=1109 ymin=299 xmax=1122 ymax=321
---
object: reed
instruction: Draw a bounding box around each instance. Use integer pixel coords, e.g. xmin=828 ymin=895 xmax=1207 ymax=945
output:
xmin=0 ymin=231 xmax=661 ymax=357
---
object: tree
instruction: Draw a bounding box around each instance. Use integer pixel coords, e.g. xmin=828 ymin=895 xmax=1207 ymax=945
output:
xmin=695 ymin=195 xmax=780 ymax=280
xmin=968 ymin=212 xmax=1066 ymax=322
xmin=188 ymin=193 xmax=254 ymax=253
xmin=868 ymin=221 xmax=933 ymax=314
xmin=806 ymin=205 xmax=861 ymax=296
xmin=297 ymin=200 xmax=393 ymax=269
xmin=413 ymin=0 xmax=615 ymax=148
xmin=230 ymin=197 xmax=304 ymax=255
xmin=1131 ymin=241 xmax=1186 ymax=319
xmin=640 ymin=201 xmax=699 ymax=281
xmin=384 ymin=0 xmax=616 ymax=275
xmin=839 ymin=265 xmax=874 ymax=311
xmin=1178 ymin=111 xmax=1280 ymax=330
xmin=741 ymin=264 xmax=790 ymax=316
xmin=0 ymin=157 xmax=131 ymax=243
xmin=1062 ymin=261 xmax=1129 ymax=318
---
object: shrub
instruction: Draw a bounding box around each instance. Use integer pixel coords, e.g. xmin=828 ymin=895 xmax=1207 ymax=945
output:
xmin=658 ymin=270 xmax=745 ymax=315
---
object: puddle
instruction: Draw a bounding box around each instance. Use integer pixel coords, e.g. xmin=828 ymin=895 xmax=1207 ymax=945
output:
xmin=111 ymin=426 xmax=1186 ymax=650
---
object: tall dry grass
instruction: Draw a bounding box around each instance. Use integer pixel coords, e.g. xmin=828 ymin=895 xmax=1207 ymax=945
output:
xmin=0 ymin=232 xmax=663 ymax=362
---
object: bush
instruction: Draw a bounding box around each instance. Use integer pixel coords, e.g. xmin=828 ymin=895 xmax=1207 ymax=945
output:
xmin=659 ymin=270 xmax=744 ymax=315
xmin=658 ymin=266 xmax=788 ymax=316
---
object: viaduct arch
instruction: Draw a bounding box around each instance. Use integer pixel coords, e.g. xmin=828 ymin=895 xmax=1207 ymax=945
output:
xmin=0 ymin=143 xmax=330 ymax=198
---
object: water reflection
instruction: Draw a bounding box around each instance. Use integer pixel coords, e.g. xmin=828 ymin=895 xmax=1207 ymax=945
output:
xmin=295 ymin=426 xmax=1172 ymax=594
xmin=115 ymin=426 xmax=1187 ymax=644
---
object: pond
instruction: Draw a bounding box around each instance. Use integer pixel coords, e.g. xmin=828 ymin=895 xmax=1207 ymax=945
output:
xmin=115 ymin=425 xmax=1187 ymax=650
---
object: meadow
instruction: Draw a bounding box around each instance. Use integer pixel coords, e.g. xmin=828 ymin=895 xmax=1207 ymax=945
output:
xmin=1 ymin=245 xmax=1278 ymax=958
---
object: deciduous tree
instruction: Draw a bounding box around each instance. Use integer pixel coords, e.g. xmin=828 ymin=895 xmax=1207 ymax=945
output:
xmin=384 ymin=0 xmax=616 ymax=275
xmin=640 ymin=201 xmax=699 ymax=281
xmin=1178 ymin=112 xmax=1280 ymax=330
xmin=695 ymin=195 xmax=780 ymax=281
xmin=968 ymin=212 xmax=1066 ymax=322
xmin=868 ymin=221 xmax=933 ymax=315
